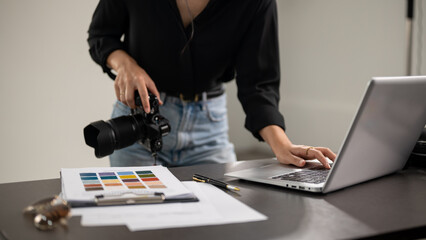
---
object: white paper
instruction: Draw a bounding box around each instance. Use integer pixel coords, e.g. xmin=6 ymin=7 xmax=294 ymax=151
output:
xmin=76 ymin=182 xmax=221 ymax=228
xmin=61 ymin=166 xmax=192 ymax=202
xmin=72 ymin=181 xmax=267 ymax=231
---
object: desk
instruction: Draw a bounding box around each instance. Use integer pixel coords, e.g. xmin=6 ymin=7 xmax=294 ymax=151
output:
xmin=1 ymin=159 xmax=425 ymax=240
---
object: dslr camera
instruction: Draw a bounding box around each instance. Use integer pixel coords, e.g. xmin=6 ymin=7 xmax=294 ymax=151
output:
xmin=84 ymin=92 xmax=170 ymax=158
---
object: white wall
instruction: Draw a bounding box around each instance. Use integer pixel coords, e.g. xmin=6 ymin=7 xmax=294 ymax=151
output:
xmin=0 ymin=0 xmax=113 ymax=183
xmin=228 ymin=0 xmax=410 ymax=154
xmin=0 ymin=0 xmax=422 ymax=183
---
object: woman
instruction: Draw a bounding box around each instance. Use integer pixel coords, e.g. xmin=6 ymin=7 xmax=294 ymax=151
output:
xmin=87 ymin=0 xmax=336 ymax=167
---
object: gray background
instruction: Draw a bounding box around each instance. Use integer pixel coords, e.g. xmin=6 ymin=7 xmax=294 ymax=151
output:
xmin=1 ymin=0 xmax=425 ymax=183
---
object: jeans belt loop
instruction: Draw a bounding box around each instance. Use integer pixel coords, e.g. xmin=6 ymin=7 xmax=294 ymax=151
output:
xmin=201 ymin=92 xmax=207 ymax=111
xmin=160 ymin=92 xmax=166 ymax=104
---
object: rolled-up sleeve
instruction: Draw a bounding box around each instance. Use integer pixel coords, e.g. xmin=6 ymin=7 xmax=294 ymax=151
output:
xmin=87 ymin=0 xmax=128 ymax=79
xmin=235 ymin=0 xmax=285 ymax=141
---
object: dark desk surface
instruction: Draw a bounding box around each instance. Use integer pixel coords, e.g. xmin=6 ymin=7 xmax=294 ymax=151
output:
xmin=1 ymin=159 xmax=426 ymax=240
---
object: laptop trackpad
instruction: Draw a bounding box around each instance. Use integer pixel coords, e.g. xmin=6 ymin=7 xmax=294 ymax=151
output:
xmin=242 ymin=162 xmax=301 ymax=179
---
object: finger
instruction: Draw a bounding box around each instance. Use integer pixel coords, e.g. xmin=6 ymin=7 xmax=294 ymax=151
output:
xmin=114 ymin=84 xmax=121 ymax=101
xmin=114 ymin=78 xmax=126 ymax=104
xmin=292 ymin=145 xmax=313 ymax=159
xmin=316 ymin=147 xmax=337 ymax=161
xmin=277 ymin=154 xmax=306 ymax=168
xmin=137 ymin=85 xmax=150 ymax=113
xmin=146 ymin=81 xmax=162 ymax=105
xmin=307 ymin=148 xmax=330 ymax=169
xmin=292 ymin=155 xmax=306 ymax=168
xmin=122 ymin=87 xmax=132 ymax=107
xmin=126 ymin=89 xmax=136 ymax=109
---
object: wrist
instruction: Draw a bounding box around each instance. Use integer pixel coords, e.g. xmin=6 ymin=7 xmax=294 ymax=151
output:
xmin=259 ymin=125 xmax=292 ymax=154
xmin=107 ymin=50 xmax=136 ymax=72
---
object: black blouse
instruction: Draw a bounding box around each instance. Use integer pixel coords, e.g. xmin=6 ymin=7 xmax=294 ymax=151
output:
xmin=88 ymin=0 xmax=285 ymax=140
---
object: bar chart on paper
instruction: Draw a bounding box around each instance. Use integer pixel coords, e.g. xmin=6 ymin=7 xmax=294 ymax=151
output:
xmin=61 ymin=166 xmax=192 ymax=202
xmin=79 ymin=170 xmax=167 ymax=191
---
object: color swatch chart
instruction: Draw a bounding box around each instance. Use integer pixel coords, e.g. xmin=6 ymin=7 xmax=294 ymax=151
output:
xmin=79 ymin=170 xmax=167 ymax=191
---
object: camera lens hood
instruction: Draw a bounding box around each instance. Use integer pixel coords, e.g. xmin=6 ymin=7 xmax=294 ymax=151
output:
xmin=84 ymin=121 xmax=116 ymax=158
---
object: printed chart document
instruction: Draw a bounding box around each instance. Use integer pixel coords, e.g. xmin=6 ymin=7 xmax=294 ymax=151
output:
xmin=61 ymin=166 xmax=194 ymax=204
xmin=71 ymin=181 xmax=267 ymax=231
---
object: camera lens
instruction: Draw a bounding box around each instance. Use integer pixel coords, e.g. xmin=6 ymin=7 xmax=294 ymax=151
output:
xmin=84 ymin=115 xmax=142 ymax=158
xmin=84 ymin=93 xmax=170 ymax=158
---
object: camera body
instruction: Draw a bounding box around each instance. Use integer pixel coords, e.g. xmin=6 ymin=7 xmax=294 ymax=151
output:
xmin=84 ymin=93 xmax=170 ymax=158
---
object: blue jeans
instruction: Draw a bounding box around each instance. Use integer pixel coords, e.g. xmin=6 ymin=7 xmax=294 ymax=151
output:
xmin=109 ymin=93 xmax=236 ymax=167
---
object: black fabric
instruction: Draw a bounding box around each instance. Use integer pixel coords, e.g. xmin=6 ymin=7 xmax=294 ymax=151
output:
xmin=88 ymin=0 xmax=285 ymax=141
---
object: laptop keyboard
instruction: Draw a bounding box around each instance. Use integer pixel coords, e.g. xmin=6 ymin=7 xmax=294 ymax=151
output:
xmin=271 ymin=163 xmax=333 ymax=184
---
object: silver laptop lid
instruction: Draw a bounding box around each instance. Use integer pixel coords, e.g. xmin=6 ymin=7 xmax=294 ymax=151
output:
xmin=323 ymin=76 xmax=426 ymax=193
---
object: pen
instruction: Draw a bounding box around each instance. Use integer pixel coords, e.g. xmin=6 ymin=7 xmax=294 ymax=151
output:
xmin=192 ymin=174 xmax=240 ymax=191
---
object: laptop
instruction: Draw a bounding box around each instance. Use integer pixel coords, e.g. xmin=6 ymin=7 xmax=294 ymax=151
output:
xmin=226 ymin=76 xmax=426 ymax=193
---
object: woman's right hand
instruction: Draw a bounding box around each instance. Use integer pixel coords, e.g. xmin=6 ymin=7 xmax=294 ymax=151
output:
xmin=107 ymin=50 xmax=162 ymax=113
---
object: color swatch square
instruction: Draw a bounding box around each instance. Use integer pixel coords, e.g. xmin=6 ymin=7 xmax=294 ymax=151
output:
xmin=79 ymin=173 xmax=104 ymax=191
